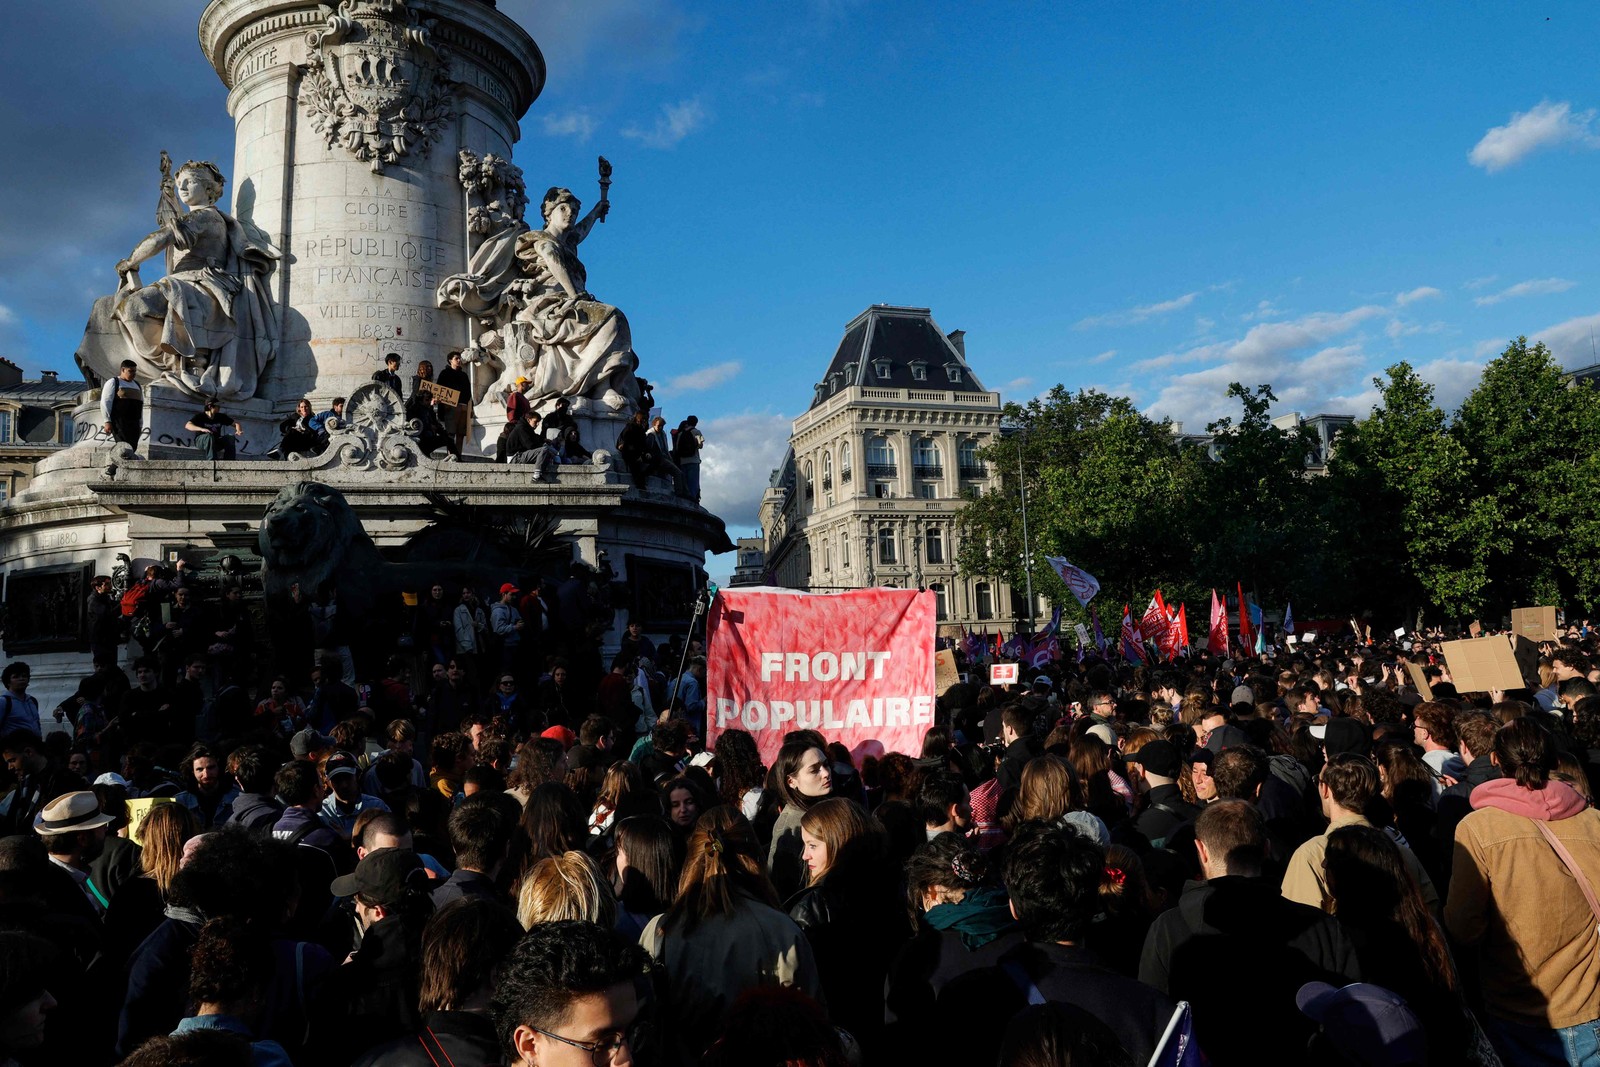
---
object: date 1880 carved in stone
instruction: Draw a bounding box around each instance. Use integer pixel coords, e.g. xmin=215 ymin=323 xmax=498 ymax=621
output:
xmin=299 ymin=0 xmax=457 ymax=173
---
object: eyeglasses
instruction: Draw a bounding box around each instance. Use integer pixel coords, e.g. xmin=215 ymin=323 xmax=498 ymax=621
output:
xmin=529 ymin=1021 xmax=649 ymax=1065
xmin=500 ymin=679 xmax=516 ymax=687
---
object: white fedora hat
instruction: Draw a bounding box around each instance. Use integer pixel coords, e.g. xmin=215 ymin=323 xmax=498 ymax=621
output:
xmin=34 ymin=791 xmax=115 ymax=836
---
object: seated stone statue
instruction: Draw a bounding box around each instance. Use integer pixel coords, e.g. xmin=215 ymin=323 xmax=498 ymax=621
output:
xmin=438 ymin=184 xmax=640 ymax=415
xmin=78 ymin=156 xmax=278 ymax=402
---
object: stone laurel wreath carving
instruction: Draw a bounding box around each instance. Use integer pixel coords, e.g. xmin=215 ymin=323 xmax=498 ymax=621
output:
xmin=299 ymin=0 xmax=456 ymax=173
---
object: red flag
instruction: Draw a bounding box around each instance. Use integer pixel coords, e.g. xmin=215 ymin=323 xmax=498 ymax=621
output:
xmin=1207 ymin=589 xmax=1228 ymax=654
xmin=1175 ymin=603 xmax=1190 ymax=654
xmin=1141 ymin=595 xmax=1169 ymax=645
xmin=1236 ymin=582 xmax=1254 ymax=654
xmin=994 ymin=630 xmax=1004 ymax=657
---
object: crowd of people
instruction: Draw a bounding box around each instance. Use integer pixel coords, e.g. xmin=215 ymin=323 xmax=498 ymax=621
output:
xmin=0 ymin=613 xmax=1597 ymax=1066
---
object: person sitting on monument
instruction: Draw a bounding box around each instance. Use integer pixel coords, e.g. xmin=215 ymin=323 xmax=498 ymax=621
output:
xmin=185 ymin=399 xmax=242 ymax=461
xmin=505 ymin=408 xmax=555 ymax=480
xmin=616 ymin=410 xmax=652 ymax=486
xmin=309 ymin=396 xmax=346 ymax=437
xmin=497 ymin=376 xmax=532 ymax=462
xmin=271 ymin=398 xmax=321 ymax=458
xmin=553 ymin=425 xmax=591 ymax=465
xmin=107 ymin=158 xmax=278 ymax=402
xmin=542 ymin=395 xmax=578 ymax=445
xmin=371 ymin=352 xmax=405 ymax=398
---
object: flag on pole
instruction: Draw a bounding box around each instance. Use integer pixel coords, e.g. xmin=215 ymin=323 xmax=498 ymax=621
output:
xmin=1282 ymin=601 xmax=1295 ymax=635
xmin=1028 ymin=633 xmax=1059 ymax=668
xmin=1043 ymin=605 xmax=1063 ymax=637
xmin=1249 ymin=602 xmax=1265 ymax=654
xmin=1175 ymin=603 xmax=1190 ymax=654
xmin=1002 ymin=633 xmax=1028 ymax=660
xmin=1207 ymin=589 xmax=1228 ymax=655
xmin=1236 ymin=582 xmax=1254 ymax=655
xmin=994 ymin=630 xmax=1005 ymax=658
xmin=1121 ymin=605 xmax=1145 ymax=662
xmin=1091 ymin=605 xmax=1108 ymax=654
xmin=1141 ymin=595 xmax=1169 ymax=645
xmin=1044 ymin=557 xmax=1101 ymax=606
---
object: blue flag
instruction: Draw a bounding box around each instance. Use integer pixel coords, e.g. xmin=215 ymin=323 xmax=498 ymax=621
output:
xmin=1282 ymin=601 xmax=1295 ymax=634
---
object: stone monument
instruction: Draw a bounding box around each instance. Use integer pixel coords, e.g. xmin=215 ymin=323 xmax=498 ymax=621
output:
xmin=2 ymin=0 xmax=729 ymax=709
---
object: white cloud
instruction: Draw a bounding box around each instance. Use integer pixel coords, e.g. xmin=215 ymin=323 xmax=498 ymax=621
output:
xmin=541 ymin=111 xmax=598 ymax=141
xmin=1076 ymin=290 xmax=1200 ymax=329
xmin=1474 ymin=277 xmax=1576 ymax=307
xmin=1088 ymin=349 xmax=1117 ymax=364
xmin=666 ymin=360 xmax=742 ymax=392
xmin=1385 ymin=319 xmax=1448 ymax=340
xmin=698 ymin=412 xmax=792 ymax=527
xmin=1136 ymin=304 xmax=1387 ymax=427
xmin=621 ymin=97 xmax=707 ymax=149
xmin=1001 ymin=376 xmax=1034 ymax=394
xmin=1394 ymin=286 xmax=1443 ymax=307
xmin=1469 ymin=100 xmax=1600 ymax=172
xmin=0 ymin=304 xmax=16 ymax=326
xmin=1414 ymin=358 xmax=1489 ymax=414
xmin=1532 ymin=311 xmax=1600 ymax=369
xmin=1464 ymin=275 xmax=1499 ymax=291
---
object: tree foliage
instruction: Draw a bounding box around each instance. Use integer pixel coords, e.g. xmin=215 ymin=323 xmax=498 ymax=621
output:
xmin=953 ymin=342 xmax=1600 ymax=627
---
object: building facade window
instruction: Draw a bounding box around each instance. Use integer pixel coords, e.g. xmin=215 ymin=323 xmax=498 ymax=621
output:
xmin=840 ymin=444 xmax=852 ymax=482
xmin=975 ymin=582 xmax=994 ymax=620
xmin=0 ymin=412 xmax=11 ymax=443
xmin=925 ymin=526 xmax=944 ymax=564
xmin=931 ymin=583 xmax=948 ymax=620
xmin=868 ymin=435 xmax=895 ymax=468
xmin=873 ymin=359 xmax=891 ymax=378
xmin=945 ymin=363 xmax=963 ymax=383
xmin=874 ymin=482 xmax=892 ymax=499
xmin=909 ymin=361 xmax=928 ymax=381
xmin=803 ymin=459 xmax=814 ymax=499
xmin=958 ymin=438 xmax=983 ymax=475
xmin=821 ymin=450 xmax=832 ymax=489
xmin=877 ymin=526 xmax=897 ymax=565
xmin=918 ymin=483 xmax=937 ymax=499
xmin=913 ymin=436 xmax=940 ymax=472
xmin=841 ymin=535 xmax=850 ymax=568
xmin=58 ymin=414 xmax=74 ymax=445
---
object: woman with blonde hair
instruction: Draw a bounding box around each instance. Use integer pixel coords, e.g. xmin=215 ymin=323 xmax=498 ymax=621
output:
xmin=514 ymin=849 xmax=615 ymax=928
xmin=1003 ymin=755 xmax=1079 ymax=832
xmin=642 ymin=806 xmax=819 ymax=1060
xmin=104 ymin=802 xmax=198 ymax=963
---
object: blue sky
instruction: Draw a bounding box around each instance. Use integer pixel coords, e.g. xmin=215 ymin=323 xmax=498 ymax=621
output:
xmin=4 ymin=2 xmax=1599 ymax=575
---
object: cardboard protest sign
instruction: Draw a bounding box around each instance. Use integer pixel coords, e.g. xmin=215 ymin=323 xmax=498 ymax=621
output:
xmin=417 ymin=378 xmax=462 ymax=407
xmin=706 ymin=587 xmax=935 ymax=763
xmin=1404 ymin=661 xmax=1433 ymax=701
xmin=1469 ymin=620 xmax=1482 ymax=638
xmin=126 ymin=797 xmax=174 ymax=846
xmin=934 ymin=649 xmax=960 ymax=694
xmin=989 ymin=663 xmax=1019 ymax=686
xmin=1440 ymin=635 xmax=1527 ymax=695
xmin=1510 ymin=606 xmax=1558 ymax=642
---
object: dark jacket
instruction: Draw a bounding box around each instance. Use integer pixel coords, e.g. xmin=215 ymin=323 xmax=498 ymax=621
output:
xmin=1139 ymin=876 xmax=1362 ymax=1066
xmin=884 ymin=890 xmax=1024 ymax=1059
xmin=1134 ymin=783 xmax=1201 ymax=848
xmin=787 ymin=877 xmax=912 ymax=1063
xmin=227 ymin=791 xmax=285 ymax=832
xmin=351 ymin=1010 xmax=501 ymax=1067
xmin=505 ymin=418 xmax=545 ymax=458
xmin=430 ymin=868 xmax=506 ymax=910
xmin=944 ymin=940 xmax=1175 ymax=1065
xmin=315 ymin=913 xmax=429 ymax=1064
xmin=996 ymin=735 xmax=1043 ymax=794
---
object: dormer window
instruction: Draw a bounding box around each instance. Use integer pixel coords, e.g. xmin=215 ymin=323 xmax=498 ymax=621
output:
xmin=944 ymin=363 xmax=963 ymax=383
xmin=909 ymin=361 xmax=927 ymax=382
xmin=873 ymin=359 xmax=892 ymax=379
xmin=842 ymin=362 xmax=857 ymax=382
xmin=827 ymin=373 xmax=841 ymax=393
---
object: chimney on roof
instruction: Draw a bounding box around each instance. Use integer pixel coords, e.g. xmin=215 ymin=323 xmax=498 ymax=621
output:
xmin=40 ymin=370 xmax=58 ymax=382
xmin=947 ymin=329 xmax=966 ymax=358
xmin=0 ymin=360 xmax=20 ymax=388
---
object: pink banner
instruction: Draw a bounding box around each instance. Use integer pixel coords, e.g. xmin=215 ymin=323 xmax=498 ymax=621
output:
xmin=706 ymin=587 xmax=937 ymax=765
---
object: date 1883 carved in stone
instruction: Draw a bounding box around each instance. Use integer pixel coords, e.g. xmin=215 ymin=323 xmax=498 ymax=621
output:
xmin=299 ymin=0 xmax=457 ymax=173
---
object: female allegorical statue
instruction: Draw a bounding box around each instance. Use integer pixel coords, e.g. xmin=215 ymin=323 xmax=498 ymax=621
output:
xmin=99 ymin=155 xmax=278 ymax=401
xmin=438 ymin=173 xmax=640 ymax=415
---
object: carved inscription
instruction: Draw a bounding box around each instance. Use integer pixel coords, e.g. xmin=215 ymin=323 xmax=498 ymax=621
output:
xmin=238 ymin=45 xmax=279 ymax=79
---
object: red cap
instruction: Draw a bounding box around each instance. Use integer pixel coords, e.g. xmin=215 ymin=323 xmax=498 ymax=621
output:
xmin=499 ymin=582 xmax=519 ymax=596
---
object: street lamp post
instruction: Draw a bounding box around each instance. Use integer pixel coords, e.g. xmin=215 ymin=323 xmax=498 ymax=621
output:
xmin=1010 ymin=424 xmax=1035 ymax=634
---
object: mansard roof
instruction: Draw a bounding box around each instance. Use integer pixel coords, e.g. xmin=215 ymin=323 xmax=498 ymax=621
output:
xmin=809 ymin=305 xmax=986 ymax=410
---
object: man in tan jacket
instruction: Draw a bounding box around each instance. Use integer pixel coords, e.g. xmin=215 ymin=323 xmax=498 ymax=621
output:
xmin=1280 ymin=753 xmax=1439 ymax=913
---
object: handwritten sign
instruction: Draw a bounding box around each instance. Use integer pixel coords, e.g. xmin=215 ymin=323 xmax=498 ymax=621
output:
xmin=417 ymin=379 xmax=461 ymax=407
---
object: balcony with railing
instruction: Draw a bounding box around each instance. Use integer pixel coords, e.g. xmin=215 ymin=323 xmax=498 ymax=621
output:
xmin=866 ymin=463 xmax=898 ymax=478
xmin=912 ymin=463 xmax=943 ymax=477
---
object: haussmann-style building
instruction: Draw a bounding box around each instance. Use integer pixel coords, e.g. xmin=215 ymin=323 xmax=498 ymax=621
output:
xmin=757 ymin=305 xmax=1029 ymax=635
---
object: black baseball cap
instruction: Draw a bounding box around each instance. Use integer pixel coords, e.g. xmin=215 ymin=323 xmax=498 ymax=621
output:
xmin=329 ymin=847 xmax=425 ymax=906
xmin=1126 ymin=739 xmax=1182 ymax=778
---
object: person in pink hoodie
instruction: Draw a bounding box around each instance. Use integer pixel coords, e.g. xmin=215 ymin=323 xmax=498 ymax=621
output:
xmin=1444 ymin=717 xmax=1600 ymax=1066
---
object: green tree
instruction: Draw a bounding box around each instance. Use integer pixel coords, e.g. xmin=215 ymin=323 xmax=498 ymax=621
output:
xmin=1192 ymin=383 xmax=1315 ymax=605
xmin=1453 ymin=338 xmax=1600 ymax=611
xmin=954 ymin=387 xmax=1199 ymax=620
xmin=1323 ymin=362 xmax=1500 ymax=620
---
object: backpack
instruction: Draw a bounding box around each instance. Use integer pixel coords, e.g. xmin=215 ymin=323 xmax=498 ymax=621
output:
xmin=120 ymin=582 xmax=150 ymax=618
